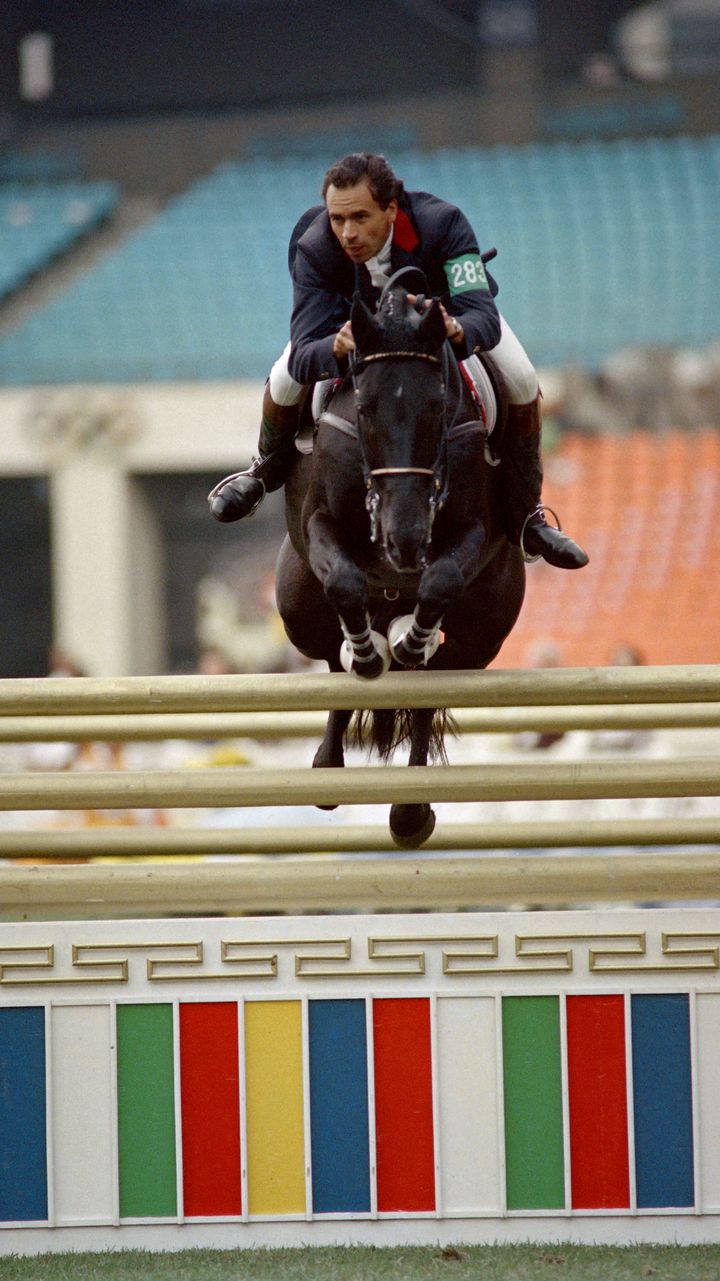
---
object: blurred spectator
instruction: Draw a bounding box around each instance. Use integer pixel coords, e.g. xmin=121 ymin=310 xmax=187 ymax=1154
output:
xmin=17 ymin=645 xmax=169 ymax=861
xmin=28 ymin=645 xmax=89 ymax=773
xmin=47 ymin=644 xmax=87 ymax=678
xmin=589 ymin=642 xmax=652 ymax=754
xmin=516 ymin=638 xmax=567 ymax=752
xmin=197 ymin=570 xmax=295 ymax=673
xmin=608 ymin=642 xmax=645 ymax=668
xmin=197 ymin=645 xmax=234 ymax=677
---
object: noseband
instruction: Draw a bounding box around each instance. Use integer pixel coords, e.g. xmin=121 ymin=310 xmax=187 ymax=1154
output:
xmin=350 ymin=348 xmax=450 ymax=549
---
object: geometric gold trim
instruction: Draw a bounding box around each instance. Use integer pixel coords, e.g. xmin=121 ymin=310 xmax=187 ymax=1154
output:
xmin=660 ymin=932 xmax=720 ymax=970
xmin=2 ymin=928 xmax=719 ymax=988
xmin=0 ymin=944 xmax=55 ymax=984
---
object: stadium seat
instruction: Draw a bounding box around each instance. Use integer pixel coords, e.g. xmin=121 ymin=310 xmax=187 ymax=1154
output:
xmin=0 ymin=137 xmax=717 ymax=384
xmin=0 ymin=180 xmax=119 ymax=302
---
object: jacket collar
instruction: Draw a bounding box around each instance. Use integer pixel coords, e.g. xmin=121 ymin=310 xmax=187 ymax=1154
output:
xmin=393 ymin=207 xmax=420 ymax=252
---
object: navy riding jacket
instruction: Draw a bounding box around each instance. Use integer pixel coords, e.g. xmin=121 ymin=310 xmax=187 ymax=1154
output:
xmin=286 ymin=190 xmax=501 ymax=385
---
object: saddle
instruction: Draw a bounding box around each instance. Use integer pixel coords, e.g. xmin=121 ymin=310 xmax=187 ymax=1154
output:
xmin=295 ymin=352 xmax=505 ymax=467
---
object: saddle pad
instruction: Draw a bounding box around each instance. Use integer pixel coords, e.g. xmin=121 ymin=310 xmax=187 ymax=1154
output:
xmin=294 ymin=378 xmax=337 ymax=454
xmin=460 ymin=354 xmax=497 ymax=436
xmin=299 ymin=356 xmax=498 ymax=455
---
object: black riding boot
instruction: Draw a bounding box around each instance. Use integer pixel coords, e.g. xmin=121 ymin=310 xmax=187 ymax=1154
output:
xmin=208 ymin=387 xmax=299 ymax=523
xmin=501 ymin=396 xmax=589 ymax=569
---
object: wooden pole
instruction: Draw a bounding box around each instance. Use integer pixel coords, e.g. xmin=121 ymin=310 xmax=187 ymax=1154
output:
xmin=2 ymin=852 xmax=719 ymax=917
xmin=2 ymin=665 xmax=720 ymax=716
xmin=0 ymin=758 xmax=718 ymax=810
xmin=0 ymin=702 xmax=719 ymax=741
xmin=1 ymin=816 xmax=719 ymax=859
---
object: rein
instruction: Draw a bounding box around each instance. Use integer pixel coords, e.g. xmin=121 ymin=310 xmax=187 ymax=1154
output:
xmin=349 ymin=347 xmax=450 ymax=547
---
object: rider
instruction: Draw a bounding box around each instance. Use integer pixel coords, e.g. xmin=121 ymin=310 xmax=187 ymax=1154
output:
xmin=209 ymin=152 xmax=588 ymax=571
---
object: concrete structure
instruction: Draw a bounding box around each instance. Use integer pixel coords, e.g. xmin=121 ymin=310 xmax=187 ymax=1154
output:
xmin=3 ymin=381 xmax=262 ymax=674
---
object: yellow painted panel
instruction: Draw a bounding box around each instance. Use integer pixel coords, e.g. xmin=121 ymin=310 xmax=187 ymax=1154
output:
xmin=245 ymin=1000 xmax=305 ymax=1215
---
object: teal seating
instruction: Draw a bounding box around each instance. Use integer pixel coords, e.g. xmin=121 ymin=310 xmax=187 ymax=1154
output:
xmin=0 ymin=136 xmax=717 ymax=384
xmin=0 ymin=181 xmax=119 ymax=300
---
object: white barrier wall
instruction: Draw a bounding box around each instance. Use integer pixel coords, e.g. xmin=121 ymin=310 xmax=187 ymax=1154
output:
xmin=2 ymin=908 xmax=720 ymax=1255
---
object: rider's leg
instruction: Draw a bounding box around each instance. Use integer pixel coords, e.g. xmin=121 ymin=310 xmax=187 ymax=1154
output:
xmin=209 ymin=344 xmax=303 ymax=523
xmin=487 ymin=316 xmax=588 ymax=569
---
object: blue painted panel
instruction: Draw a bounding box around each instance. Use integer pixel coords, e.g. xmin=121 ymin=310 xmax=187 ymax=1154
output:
xmin=632 ymin=994 xmax=694 ymax=1208
xmin=309 ymin=999 xmax=370 ymax=1213
xmin=0 ymin=1007 xmax=48 ymax=1221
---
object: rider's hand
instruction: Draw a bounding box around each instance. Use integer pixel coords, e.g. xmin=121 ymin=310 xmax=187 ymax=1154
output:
xmin=408 ymin=295 xmax=464 ymax=346
xmin=439 ymin=303 xmax=464 ymax=345
xmin=333 ymin=321 xmax=356 ymax=359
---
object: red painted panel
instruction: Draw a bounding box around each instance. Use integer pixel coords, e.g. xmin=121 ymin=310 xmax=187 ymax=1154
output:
xmin=179 ymin=1002 xmax=242 ymax=1216
xmin=566 ymin=995 xmax=630 ymax=1209
xmin=373 ymin=998 xmax=435 ymax=1212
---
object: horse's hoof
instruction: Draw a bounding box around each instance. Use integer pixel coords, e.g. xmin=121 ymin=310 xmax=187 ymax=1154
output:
xmin=390 ymin=804 xmax=436 ymax=849
xmin=339 ymin=632 xmax=391 ymax=678
xmin=387 ymin=615 xmax=440 ymax=667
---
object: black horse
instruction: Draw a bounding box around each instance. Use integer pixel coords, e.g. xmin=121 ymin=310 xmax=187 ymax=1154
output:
xmin=275 ymin=279 xmax=526 ymax=847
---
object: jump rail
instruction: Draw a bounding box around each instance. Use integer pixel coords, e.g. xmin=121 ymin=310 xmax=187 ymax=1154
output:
xmin=1 ymin=702 xmax=719 ymax=741
xmin=0 ymin=757 xmax=718 ymax=810
xmin=3 ymin=851 xmax=720 ymax=916
xmin=2 ymin=663 xmax=720 ymax=714
xmin=0 ymin=665 xmax=719 ymax=916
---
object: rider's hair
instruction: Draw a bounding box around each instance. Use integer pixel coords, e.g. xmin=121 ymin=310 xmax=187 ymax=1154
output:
xmin=321 ymin=153 xmax=404 ymax=209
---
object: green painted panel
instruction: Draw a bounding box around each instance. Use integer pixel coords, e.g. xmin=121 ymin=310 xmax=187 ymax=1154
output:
xmin=502 ymin=995 xmax=565 ymax=1209
xmin=117 ymin=1004 xmax=177 ymax=1218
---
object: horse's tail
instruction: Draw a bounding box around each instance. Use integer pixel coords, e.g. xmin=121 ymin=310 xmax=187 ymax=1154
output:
xmin=349 ymin=709 xmax=455 ymax=764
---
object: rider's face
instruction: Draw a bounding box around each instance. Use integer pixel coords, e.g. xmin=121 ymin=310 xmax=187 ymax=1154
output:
xmin=325 ymin=180 xmax=398 ymax=264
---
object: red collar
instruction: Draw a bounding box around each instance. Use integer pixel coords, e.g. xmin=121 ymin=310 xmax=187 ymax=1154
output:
xmin=393 ymin=208 xmax=419 ymax=252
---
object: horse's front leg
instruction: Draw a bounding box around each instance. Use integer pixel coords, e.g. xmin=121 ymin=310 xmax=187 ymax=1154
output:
xmin=389 ymin=707 xmax=437 ymax=848
xmin=388 ymin=523 xmax=485 ymax=667
xmin=388 ymin=557 xmax=465 ymax=667
xmin=306 ymin=510 xmax=390 ymax=679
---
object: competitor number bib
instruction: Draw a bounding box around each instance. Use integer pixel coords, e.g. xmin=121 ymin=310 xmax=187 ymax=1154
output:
xmin=443 ymin=253 xmax=490 ymax=295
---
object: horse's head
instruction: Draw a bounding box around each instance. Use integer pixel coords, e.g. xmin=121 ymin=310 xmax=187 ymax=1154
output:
xmin=350 ymin=288 xmax=448 ymax=573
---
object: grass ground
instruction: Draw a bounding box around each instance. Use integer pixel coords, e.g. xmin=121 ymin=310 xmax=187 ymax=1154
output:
xmin=1 ymin=1245 xmax=720 ymax=1281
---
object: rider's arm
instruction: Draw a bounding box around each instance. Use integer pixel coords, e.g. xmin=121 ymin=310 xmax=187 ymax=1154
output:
xmin=435 ymin=205 xmax=502 ymax=356
xmin=287 ymin=246 xmax=349 ymax=385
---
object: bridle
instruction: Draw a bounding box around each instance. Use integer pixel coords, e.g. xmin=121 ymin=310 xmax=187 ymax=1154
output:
xmin=349 ymin=346 xmax=450 ymax=549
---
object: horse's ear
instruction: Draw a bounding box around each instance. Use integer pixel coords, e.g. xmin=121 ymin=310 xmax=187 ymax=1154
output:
xmin=417 ymin=298 xmax=447 ymax=353
xmin=350 ymin=294 xmax=382 ymax=355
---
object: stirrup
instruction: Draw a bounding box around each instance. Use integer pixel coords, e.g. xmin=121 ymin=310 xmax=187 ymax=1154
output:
xmin=519 ymin=504 xmax=562 ymax=564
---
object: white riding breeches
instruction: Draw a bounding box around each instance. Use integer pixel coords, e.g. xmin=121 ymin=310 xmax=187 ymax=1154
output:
xmin=268 ymin=313 xmax=539 ymax=409
xmin=485 ymin=314 xmax=539 ymax=405
xmin=268 ymin=342 xmax=303 ymax=406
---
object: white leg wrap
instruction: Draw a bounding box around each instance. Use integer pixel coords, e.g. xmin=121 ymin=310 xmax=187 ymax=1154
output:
xmin=388 ymin=614 xmax=441 ymax=666
xmin=339 ymin=618 xmax=391 ymax=676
